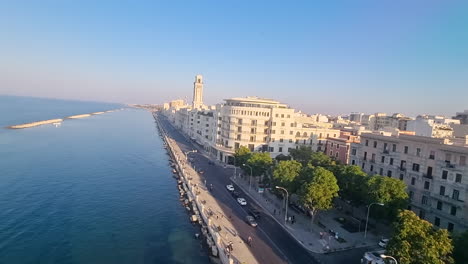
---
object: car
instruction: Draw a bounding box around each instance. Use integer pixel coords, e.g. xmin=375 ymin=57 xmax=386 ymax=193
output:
xmin=231 ymin=191 xmax=240 ymax=198
xmin=248 ymin=208 xmax=261 ymax=219
xmin=226 ymin=184 xmax=235 ymax=191
xmin=378 ymin=238 xmax=389 ymax=248
xmin=245 ymin=215 xmax=258 ymax=227
xmin=237 ymin=198 xmax=247 ymax=206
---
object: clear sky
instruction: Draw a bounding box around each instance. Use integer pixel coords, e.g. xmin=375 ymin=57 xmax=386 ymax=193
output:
xmin=1 ymin=0 xmax=467 ymax=116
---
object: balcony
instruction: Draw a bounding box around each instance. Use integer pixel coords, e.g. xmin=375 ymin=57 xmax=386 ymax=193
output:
xmin=436 ymin=193 xmax=465 ymax=205
xmin=423 ymin=173 xmax=433 ymax=180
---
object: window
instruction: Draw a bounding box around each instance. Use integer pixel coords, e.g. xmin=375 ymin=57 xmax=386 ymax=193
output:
xmin=404 ymin=146 xmax=408 ymax=154
xmin=429 ymin=150 xmax=435 ymax=160
xmin=448 ymin=223 xmax=454 ymax=232
xmin=279 ymin=138 xmax=284 ymax=143
xmin=421 ymin=195 xmax=428 ymax=205
xmin=445 ymin=153 xmax=452 ymax=163
xmin=362 ymin=163 xmax=365 ymax=169
xmin=399 ymin=174 xmax=404 ymax=180
xmin=331 ymin=143 xmax=334 ymax=147
xmin=238 ymin=119 xmax=243 ymax=124
xmin=272 ymin=122 xmax=276 ymax=126
xmin=390 ymin=158 xmax=394 ymax=165
xmin=434 ymin=217 xmax=440 ymax=227
xmin=416 ymin=148 xmax=421 ymax=157
xmin=371 ymin=153 xmax=376 ymax=162
xmin=269 ymin=147 xmax=274 ymax=152
xmin=419 ymin=209 xmax=425 ymax=219
xmin=392 ymin=144 xmax=396 ymax=152
xmin=264 ymin=121 xmax=269 ymax=126
xmin=383 ymin=143 xmax=388 ymax=151
xmin=279 ymin=147 xmax=283 ymax=153
xmin=336 ymin=144 xmax=339 ymax=149
xmin=363 ymin=152 xmax=367 ymax=160
xmin=352 ymin=149 xmax=357 ymax=155
xmin=280 ymin=130 xmax=284 ymax=134
xmin=456 ymin=173 xmax=462 ymax=183
xmin=387 ymin=170 xmax=392 ymax=177
xmin=281 ymin=122 xmax=285 ymax=126
xmin=352 ymin=160 xmax=356 ymax=165
xmin=281 ymin=114 xmax=284 ymax=118
xmin=460 ymin=156 xmax=466 ymax=166
xmin=437 ymin=201 xmax=443 ymax=210
xmin=381 ymin=156 xmax=385 ymax=163
xmin=330 ymin=151 xmax=333 ymax=156
xmin=412 ymin=163 xmax=420 ymax=172
xmin=452 ymin=189 xmax=460 ymax=200
xmin=236 ymin=134 xmax=241 ymax=140
xmin=442 ymin=170 xmax=448 ymax=180
xmin=289 ymin=131 xmax=293 ymax=135
xmin=370 ymin=165 xmax=374 ymax=172
xmin=411 ymin=177 xmax=415 ymax=185
xmin=424 ymin=181 xmax=430 ymax=190
xmin=440 ymin=186 xmax=445 ymax=196
xmin=251 ymin=128 xmax=256 ymax=133
xmin=409 ymin=191 xmax=414 ymax=200
xmin=271 ymin=138 xmax=275 ymax=142
xmin=373 ymin=141 xmax=377 ymax=148
xmin=272 ymin=130 xmax=276 ymax=134
xmin=379 ymin=168 xmax=383 ymax=175
xmin=289 ymin=139 xmax=293 ymax=143
xmin=451 ymin=206 xmax=457 ymax=216
xmin=365 ymin=140 xmax=369 ymax=146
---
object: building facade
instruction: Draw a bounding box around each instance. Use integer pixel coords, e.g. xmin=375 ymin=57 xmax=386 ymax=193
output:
xmin=325 ymin=131 xmax=360 ymax=164
xmin=350 ymin=133 xmax=468 ymax=233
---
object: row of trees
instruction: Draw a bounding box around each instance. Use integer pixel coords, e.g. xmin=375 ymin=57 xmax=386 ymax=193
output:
xmin=234 ymin=145 xmax=467 ymax=264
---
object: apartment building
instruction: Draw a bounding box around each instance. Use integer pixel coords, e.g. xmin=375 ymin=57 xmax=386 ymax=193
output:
xmin=350 ymin=133 xmax=468 ymax=232
xmin=325 ymin=131 xmax=360 ymax=164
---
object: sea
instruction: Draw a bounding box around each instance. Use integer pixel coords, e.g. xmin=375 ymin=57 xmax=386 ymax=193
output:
xmin=0 ymin=95 xmax=210 ymax=264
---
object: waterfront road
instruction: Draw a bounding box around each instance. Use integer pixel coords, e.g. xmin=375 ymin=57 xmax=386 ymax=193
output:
xmin=158 ymin=115 xmax=369 ymax=264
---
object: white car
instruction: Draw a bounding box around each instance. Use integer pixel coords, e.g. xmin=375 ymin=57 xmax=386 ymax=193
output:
xmin=226 ymin=184 xmax=235 ymax=191
xmin=378 ymin=238 xmax=389 ymax=248
xmin=237 ymin=198 xmax=247 ymax=206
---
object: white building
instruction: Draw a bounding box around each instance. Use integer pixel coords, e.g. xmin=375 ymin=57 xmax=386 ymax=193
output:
xmin=407 ymin=116 xmax=455 ymax=138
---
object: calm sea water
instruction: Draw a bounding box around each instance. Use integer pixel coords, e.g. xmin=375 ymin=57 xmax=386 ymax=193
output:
xmin=0 ymin=96 xmax=209 ymax=264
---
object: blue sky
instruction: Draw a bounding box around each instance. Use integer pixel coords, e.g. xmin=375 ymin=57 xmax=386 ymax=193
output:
xmin=0 ymin=0 xmax=467 ymax=116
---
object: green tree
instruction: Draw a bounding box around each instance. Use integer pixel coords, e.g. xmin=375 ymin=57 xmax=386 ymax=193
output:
xmin=365 ymin=175 xmax=409 ymax=220
xmin=298 ymin=167 xmax=339 ymax=222
xmin=309 ymin=151 xmax=335 ymax=168
xmin=234 ymin=146 xmax=251 ymax=166
xmin=453 ymin=230 xmax=468 ymax=264
xmin=387 ymin=210 xmax=453 ymax=264
xmin=332 ymin=165 xmax=368 ymax=205
xmin=246 ymin=152 xmax=273 ymax=177
xmin=272 ymin=160 xmax=302 ymax=193
xmin=289 ymin=146 xmax=313 ymax=165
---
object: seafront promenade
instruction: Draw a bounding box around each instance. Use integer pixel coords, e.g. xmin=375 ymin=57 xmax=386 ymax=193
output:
xmin=155 ymin=113 xmax=258 ymax=264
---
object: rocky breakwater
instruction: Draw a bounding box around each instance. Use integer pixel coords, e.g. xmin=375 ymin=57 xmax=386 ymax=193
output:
xmin=8 ymin=119 xmax=64 ymax=129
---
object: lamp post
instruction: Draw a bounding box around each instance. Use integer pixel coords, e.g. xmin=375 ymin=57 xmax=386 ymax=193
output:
xmin=242 ymin=163 xmax=253 ymax=192
xmin=275 ymin=186 xmax=289 ymax=224
xmin=380 ymin=254 xmax=398 ymax=264
xmin=185 ymin=150 xmax=197 ymax=160
xmin=364 ymin=202 xmax=384 ymax=238
xmin=232 ymin=156 xmax=237 ymax=179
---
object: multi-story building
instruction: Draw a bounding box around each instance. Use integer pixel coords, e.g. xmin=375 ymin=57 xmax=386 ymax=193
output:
xmin=350 ymin=132 xmax=468 ymax=233
xmin=407 ymin=116 xmax=456 ymax=138
xmin=324 ymin=131 xmax=360 ymax=164
xmin=454 ymin=110 xmax=468 ymax=125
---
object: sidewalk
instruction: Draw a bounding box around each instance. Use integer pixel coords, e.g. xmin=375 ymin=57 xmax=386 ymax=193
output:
xmin=231 ymin=175 xmax=382 ymax=254
xmin=159 ymin=118 xmax=259 ymax=264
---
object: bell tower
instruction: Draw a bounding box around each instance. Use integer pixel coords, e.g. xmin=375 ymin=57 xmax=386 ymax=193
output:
xmin=192 ymin=74 xmax=204 ymax=109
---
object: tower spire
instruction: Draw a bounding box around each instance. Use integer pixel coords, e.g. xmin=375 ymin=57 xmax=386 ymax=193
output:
xmin=192 ymin=74 xmax=204 ymax=109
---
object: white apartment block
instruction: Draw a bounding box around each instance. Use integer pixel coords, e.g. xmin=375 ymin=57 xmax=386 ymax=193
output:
xmin=407 ymin=116 xmax=458 ymax=138
xmin=350 ymin=133 xmax=468 ymax=233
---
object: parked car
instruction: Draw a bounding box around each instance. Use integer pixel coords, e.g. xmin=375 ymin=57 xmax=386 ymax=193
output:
xmin=248 ymin=208 xmax=261 ymax=219
xmin=231 ymin=191 xmax=240 ymax=198
xmin=378 ymin=238 xmax=389 ymax=248
xmin=245 ymin=215 xmax=258 ymax=227
xmin=226 ymin=184 xmax=235 ymax=191
xmin=237 ymin=198 xmax=247 ymax=206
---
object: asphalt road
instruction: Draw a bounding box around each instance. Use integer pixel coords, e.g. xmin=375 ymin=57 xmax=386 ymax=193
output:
xmin=157 ymin=115 xmax=370 ymax=264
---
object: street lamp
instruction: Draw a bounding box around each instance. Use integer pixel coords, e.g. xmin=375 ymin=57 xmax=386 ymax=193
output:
xmin=364 ymin=202 xmax=384 ymax=238
xmin=185 ymin=150 xmax=197 ymax=160
xmin=242 ymin=163 xmax=253 ymax=192
xmin=380 ymin=254 xmax=398 ymax=264
xmin=275 ymin=186 xmax=289 ymax=224
xmin=232 ymin=156 xmax=237 ymax=179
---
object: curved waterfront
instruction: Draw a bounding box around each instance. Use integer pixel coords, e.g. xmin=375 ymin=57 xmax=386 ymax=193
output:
xmin=0 ymin=106 xmax=209 ymax=264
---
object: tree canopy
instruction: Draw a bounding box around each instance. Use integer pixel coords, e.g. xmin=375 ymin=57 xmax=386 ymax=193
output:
xmin=387 ymin=210 xmax=453 ymax=264
xmin=234 ymin=146 xmax=251 ymax=166
xmin=289 ymin=146 xmax=313 ymax=165
xmin=272 ymin=160 xmax=302 ymax=193
xmin=246 ymin=152 xmax=273 ymax=176
xmin=365 ymin=175 xmax=409 ymax=219
xmin=332 ymin=165 xmax=368 ymax=205
xmin=298 ymin=167 xmax=339 ymax=219
xmin=309 ymin=151 xmax=335 ymax=168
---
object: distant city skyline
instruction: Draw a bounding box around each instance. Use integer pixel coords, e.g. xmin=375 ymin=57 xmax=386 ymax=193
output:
xmin=1 ymin=1 xmax=467 ymax=116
